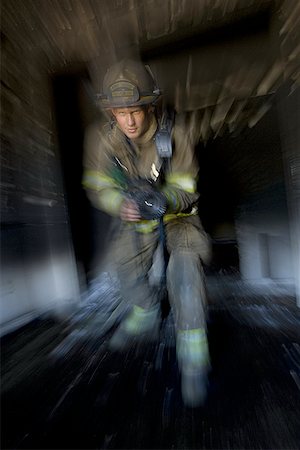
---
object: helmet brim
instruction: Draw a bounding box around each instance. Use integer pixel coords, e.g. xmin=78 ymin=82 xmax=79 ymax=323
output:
xmin=99 ymin=94 xmax=160 ymax=109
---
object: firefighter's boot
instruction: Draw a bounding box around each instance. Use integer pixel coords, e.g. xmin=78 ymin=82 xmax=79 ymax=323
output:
xmin=176 ymin=328 xmax=210 ymax=407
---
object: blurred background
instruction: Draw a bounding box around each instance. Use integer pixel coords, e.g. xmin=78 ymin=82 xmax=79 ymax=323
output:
xmin=1 ymin=0 xmax=299 ymax=332
xmin=1 ymin=2 xmax=300 ymax=449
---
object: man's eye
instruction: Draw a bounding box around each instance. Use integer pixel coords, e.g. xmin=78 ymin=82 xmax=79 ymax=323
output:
xmin=133 ymin=111 xmax=141 ymax=116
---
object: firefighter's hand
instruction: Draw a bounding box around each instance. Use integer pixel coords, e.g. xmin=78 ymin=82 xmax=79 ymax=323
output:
xmin=120 ymin=199 xmax=141 ymax=221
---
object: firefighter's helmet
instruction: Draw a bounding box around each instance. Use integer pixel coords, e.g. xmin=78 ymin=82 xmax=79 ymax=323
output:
xmin=98 ymin=59 xmax=161 ymax=108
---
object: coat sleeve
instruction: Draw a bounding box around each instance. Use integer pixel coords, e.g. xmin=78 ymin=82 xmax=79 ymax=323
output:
xmin=161 ymin=114 xmax=200 ymax=213
xmin=82 ymin=122 xmax=125 ymax=216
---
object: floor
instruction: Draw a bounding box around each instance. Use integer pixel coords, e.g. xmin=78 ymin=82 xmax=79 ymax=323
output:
xmin=1 ymin=275 xmax=300 ymax=450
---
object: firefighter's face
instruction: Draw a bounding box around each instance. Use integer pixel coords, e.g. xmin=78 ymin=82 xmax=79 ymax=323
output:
xmin=112 ymin=106 xmax=151 ymax=140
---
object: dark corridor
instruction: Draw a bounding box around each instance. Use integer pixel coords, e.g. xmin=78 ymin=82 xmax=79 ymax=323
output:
xmin=52 ymin=73 xmax=91 ymax=275
xmin=52 ymin=73 xmax=113 ymax=279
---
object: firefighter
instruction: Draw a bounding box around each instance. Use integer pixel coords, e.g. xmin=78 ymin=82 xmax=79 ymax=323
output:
xmin=82 ymin=59 xmax=211 ymax=407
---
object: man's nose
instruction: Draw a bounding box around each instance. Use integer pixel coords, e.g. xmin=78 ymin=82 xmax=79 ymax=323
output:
xmin=127 ymin=114 xmax=135 ymax=126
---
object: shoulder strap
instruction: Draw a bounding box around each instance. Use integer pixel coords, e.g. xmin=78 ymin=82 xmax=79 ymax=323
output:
xmin=154 ymin=108 xmax=174 ymax=159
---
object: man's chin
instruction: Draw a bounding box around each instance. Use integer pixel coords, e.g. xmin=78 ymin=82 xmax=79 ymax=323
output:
xmin=126 ymin=130 xmax=140 ymax=139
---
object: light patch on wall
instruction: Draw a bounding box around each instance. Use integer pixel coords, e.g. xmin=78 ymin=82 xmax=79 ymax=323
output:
xmin=1 ymin=255 xmax=80 ymax=332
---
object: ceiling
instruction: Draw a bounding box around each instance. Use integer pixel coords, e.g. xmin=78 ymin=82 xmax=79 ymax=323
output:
xmin=1 ymin=0 xmax=300 ymax=139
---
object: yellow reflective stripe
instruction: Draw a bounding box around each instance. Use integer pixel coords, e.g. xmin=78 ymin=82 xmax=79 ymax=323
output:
xmin=177 ymin=328 xmax=207 ymax=339
xmin=134 ymin=220 xmax=158 ymax=233
xmin=163 ymin=207 xmax=198 ymax=222
xmin=162 ymin=189 xmax=180 ymax=211
xmin=98 ymin=189 xmax=124 ymax=216
xmin=82 ymin=169 xmax=117 ymax=190
xmin=129 ymin=209 xmax=198 ymax=233
xmin=176 ymin=328 xmax=210 ymax=367
xmin=166 ymin=173 xmax=197 ymax=193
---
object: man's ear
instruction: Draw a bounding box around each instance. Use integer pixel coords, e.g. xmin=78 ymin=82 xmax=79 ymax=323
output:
xmin=147 ymin=105 xmax=155 ymax=113
xmin=105 ymin=109 xmax=116 ymax=125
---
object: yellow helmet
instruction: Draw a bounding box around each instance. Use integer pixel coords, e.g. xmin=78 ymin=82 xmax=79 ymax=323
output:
xmin=98 ymin=59 xmax=161 ymax=108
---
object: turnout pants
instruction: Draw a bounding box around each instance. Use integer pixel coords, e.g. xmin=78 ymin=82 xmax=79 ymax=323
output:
xmin=113 ymin=216 xmax=211 ymax=331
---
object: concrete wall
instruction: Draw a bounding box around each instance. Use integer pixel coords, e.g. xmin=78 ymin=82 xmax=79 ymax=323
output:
xmin=199 ymin=105 xmax=294 ymax=286
xmin=1 ymin=30 xmax=81 ymax=334
xmin=233 ymin=91 xmax=299 ymax=300
xmin=236 ymin=183 xmax=293 ymax=282
xmin=277 ymin=84 xmax=300 ymax=304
